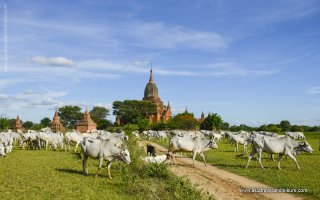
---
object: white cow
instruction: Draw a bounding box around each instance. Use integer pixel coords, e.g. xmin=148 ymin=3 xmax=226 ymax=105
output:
xmin=143 ymin=154 xmax=170 ymax=164
xmin=80 ymin=137 xmax=131 ymax=179
xmin=0 ymin=143 xmax=5 ymax=157
xmin=65 ymin=131 xmax=85 ymax=152
xmin=285 ymin=132 xmax=305 ymax=140
xmin=168 ymin=135 xmax=218 ymax=166
xmin=246 ymin=135 xmax=313 ymax=170
xmin=132 ymin=130 xmax=140 ymax=138
xmin=228 ymin=132 xmax=251 ymax=153
xmin=0 ymin=133 xmax=13 ymax=153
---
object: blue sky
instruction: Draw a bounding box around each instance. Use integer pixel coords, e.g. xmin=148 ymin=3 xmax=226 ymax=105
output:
xmin=0 ymin=0 xmax=319 ymax=126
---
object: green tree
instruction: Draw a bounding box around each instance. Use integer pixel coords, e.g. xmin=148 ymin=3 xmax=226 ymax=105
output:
xmin=58 ymin=105 xmax=83 ymax=128
xmin=151 ymin=121 xmax=168 ymax=131
xmin=23 ymin=121 xmax=34 ymax=129
xmin=200 ymin=113 xmax=223 ymax=131
xmin=221 ymin=122 xmax=230 ymax=130
xmin=137 ymin=118 xmax=150 ymax=132
xmin=40 ymin=117 xmax=52 ymax=127
xmin=256 ymin=124 xmax=267 ymax=131
xmin=290 ymin=125 xmax=304 ymax=132
xmin=280 ymin=120 xmax=291 ymax=132
xmin=90 ymin=106 xmax=112 ymax=129
xmin=266 ymin=124 xmax=281 ymax=133
xmin=168 ymin=111 xmax=199 ymax=130
xmin=112 ymin=100 xmax=156 ymax=125
xmin=90 ymin=106 xmax=109 ymax=123
xmin=0 ymin=117 xmax=9 ymax=130
xmin=97 ymin=119 xmax=113 ymax=130
xmin=31 ymin=123 xmax=43 ymax=130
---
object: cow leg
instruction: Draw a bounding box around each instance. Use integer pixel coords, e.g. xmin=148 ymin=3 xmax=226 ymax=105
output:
xmin=277 ymin=154 xmax=283 ymax=170
xmin=287 ymin=152 xmax=300 ymax=170
xmin=192 ymin=152 xmax=197 ymax=167
xmin=257 ymin=148 xmax=265 ymax=170
xmin=199 ymin=152 xmax=207 ymax=166
xmin=235 ymin=142 xmax=239 ymax=153
xmin=82 ymin=155 xmax=89 ymax=175
xmin=107 ymin=161 xmax=113 ymax=179
xmin=94 ymin=158 xmax=103 ymax=177
xmin=245 ymin=146 xmax=256 ymax=168
xmin=75 ymin=142 xmax=80 ymax=152
xmin=172 ymin=153 xmax=177 ymax=165
xmin=270 ymin=154 xmax=275 ymax=161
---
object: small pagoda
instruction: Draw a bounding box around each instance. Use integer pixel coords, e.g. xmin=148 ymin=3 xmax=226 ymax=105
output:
xmin=51 ymin=110 xmax=64 ymax=133
xmin=76 ymin=107 xmax=97 ymax=133
xmin=14 ymin=115 xmax=23 ymax=132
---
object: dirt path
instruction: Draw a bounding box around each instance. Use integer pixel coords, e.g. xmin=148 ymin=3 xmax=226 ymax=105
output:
xmin=137 ymin=140 xmax=303 ymax=200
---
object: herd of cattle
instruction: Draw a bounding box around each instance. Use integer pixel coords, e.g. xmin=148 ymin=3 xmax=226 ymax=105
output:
xmin=0 ymin=128 xmax=316 ymax=178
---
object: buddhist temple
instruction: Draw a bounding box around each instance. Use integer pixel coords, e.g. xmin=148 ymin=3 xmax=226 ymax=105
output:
xmin=51 ymin=110 xmax=64 ymax=133
xmin=143 ymin=67 xmax=172 ymax=123
xmin=76 ymin=107 xmax=97 ymax=133
xmin=14 ymin=115 xmax=23 ymax=132
xmin=199 ymin=111 xmax=205 ymax=123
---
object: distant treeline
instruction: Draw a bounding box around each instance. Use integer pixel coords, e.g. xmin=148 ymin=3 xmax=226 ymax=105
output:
xmin=0 ymin=102 xmax=319 ymax=133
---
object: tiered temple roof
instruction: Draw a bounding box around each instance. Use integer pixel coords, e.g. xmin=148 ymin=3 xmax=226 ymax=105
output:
xmin=51 ymin=110 xmax=64 ymax=133
xmin=76 ymin=107 xmax=97 ymax=133
xmin=143 ymin=68 xmax=172 ymax=123
xmin=14 ymin=115 xmax=23 ymax=132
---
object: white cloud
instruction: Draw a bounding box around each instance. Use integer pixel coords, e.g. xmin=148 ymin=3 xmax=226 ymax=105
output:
xmin=94 ymin=103 xmax=112 ymax=109
xmin=31 ymin=56 xmax=75 ymax=67
xmin=23 ymin=89 xmax=46 ymax=95
xmin=306 ymin=87 xmax=320 ymax=95
xmin=30 ymin=97 xmax=62 ymax=106
xmin=0 ymin=94 xmax=8 ymax=100
xmin=124 ymin=21 xmax=227 ymax=51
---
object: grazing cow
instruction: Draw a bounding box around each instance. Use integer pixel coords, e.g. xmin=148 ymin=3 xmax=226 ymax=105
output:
xmin=285 ymin=132 xmax=305 ymax=140
xmin=246 ymin=135 xmax=313 ymax=170
xmin=229 ymin=133 xmax=251 ymax=153
xmin=80 ymin=137 xmax=131 ymax=179
xmin=143 ymin=154 xmax=170 ymax=164
xmin=146 ymin=145 xmax=156 ymax=157
xmin=168 ymin=135 xmax=218 ymax=166
xmin=65 ymin=131 xmax=84 ymax=152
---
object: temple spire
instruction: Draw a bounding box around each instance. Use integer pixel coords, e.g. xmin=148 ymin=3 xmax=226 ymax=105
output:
xmin=54 ymin=109 xmax=59 ymax=117
xmin=149 ymin=65 xmax=154 ymax=83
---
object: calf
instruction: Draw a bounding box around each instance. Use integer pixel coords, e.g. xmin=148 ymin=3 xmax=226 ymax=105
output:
xmin=143 ymin=154 xmax=170 ymax=164
xmin=147 ymin=145 xmax=156 ymax=157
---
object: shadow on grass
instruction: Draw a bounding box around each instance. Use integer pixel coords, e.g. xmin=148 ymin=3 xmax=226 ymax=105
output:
xmin=55 ymin=168 xmax=83 ymax=175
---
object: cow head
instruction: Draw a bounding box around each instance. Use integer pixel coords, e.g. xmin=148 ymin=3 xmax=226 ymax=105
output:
xmin=120 ymin=149 xmax=131 ymax=164
xmin=209 ymin=138 xmax=219 ymax=150
xmin=299 ymin=141 xmax=313 ymax=154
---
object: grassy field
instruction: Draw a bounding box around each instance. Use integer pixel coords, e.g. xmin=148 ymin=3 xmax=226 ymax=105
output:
xmin=0 ymin=139 xmax=207 ymax=200
xmin=151 ymin=132 xmax=320 ymax=200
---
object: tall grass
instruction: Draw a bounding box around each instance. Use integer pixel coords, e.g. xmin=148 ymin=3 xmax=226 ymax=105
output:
xmin=0 ymin=137 xmax=207 ymax=200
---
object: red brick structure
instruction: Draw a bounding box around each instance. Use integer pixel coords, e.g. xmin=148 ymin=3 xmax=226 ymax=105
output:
xmin=76 ymin=107 xmax=97 ymax=133
xmin=51 ymin=110 xmax=64 ymax=133
xmin=143 ymin=68 xmax=172 ymax=123
xmin=14 ymin=115 xmax=23 ymax=132
xmin=199 ymin=111 xmax=205 ymax=123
